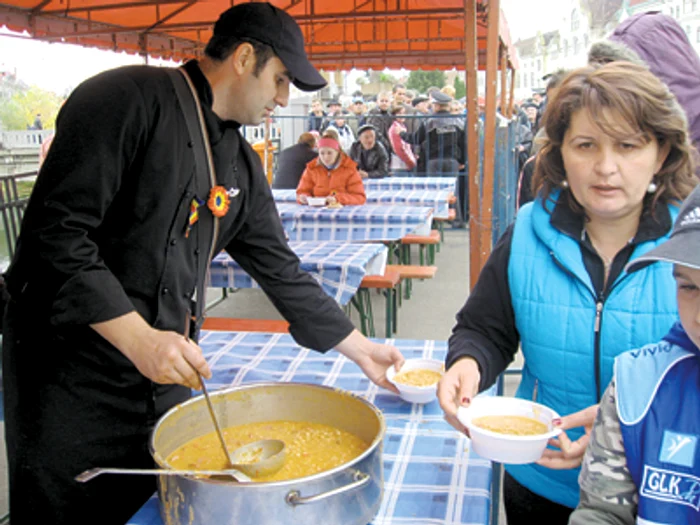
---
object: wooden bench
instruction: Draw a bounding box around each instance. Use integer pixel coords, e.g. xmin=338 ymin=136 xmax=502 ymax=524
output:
xmin=202 ymin=318 xmax=290 ymax=333
xmin=386 ymin=263 xmax=438 ymax=301
xmin=400 ymin=229 xmax=441 ymax=265
xmin=386 ymin=264 xmax=438 ymax=280
xmin=356 ymin=268 xmax=401 ymax=337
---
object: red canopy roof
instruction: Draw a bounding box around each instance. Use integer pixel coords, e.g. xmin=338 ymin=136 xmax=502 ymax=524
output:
xmin=0 ymin=0 xmax=518 ymax=71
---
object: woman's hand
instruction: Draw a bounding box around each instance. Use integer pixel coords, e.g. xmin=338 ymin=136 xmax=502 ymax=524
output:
xmin=297 ymin=194 xmax=309 ymax=205
xmin=326 ymin=195 xmax=338 ymax=205
xmin=437 ymin=357 xmax=481 ymax=433
xmin=537 ymin=404 xmax=599 ymax=469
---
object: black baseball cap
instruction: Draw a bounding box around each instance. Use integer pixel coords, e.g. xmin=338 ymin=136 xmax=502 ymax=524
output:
xmin=357 ymin=124 xmax=377 ymax=136
xmin=213 ymin=2 xmax=326 ymax=92
xmin=411 ymin=95 xmax=429 ymax=107
xmin=627 ymin=185 xmax=700 ymax=272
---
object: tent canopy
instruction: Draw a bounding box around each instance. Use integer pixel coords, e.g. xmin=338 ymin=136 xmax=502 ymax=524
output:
xmin=0 ymin=0 xmax=518 ymax=71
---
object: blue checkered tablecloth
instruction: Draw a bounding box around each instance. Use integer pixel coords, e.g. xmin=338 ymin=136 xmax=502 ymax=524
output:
xmin=127 ymin=332 xmax=493 ymax=525
xmin=276 ymin=203 xmax=433 ymax=241
xmin=365 ymin=177 xmax=457 ymax=192
xmin=208 ymin=242 xmax=387 ymax=306
xmin=273 ymin=189 xmax=452 ymax=219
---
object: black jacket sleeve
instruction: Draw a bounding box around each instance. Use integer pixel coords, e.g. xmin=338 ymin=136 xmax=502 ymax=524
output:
xmin=224 ymin=151 xmax=355 ymax=352
xmin=402 ymin=122 xmax=426 ymax=147
xmin=446 ymin=225 xmax=520 ymax=391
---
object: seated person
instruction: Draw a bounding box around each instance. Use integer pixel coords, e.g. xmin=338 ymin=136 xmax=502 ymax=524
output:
xmin=273 ymin=132 xmax=318 ymax=189
xmin=296 ymin=134 xmax=366 ymax=206
xmin=571 ymin=184 xmax=700 ymax=525
xmin=349 ymin=124 xmax=389 ymax=179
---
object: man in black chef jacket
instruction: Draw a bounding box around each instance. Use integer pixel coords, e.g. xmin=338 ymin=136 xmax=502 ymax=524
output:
xmin=1 ymin=3 xmax=404 ymax=524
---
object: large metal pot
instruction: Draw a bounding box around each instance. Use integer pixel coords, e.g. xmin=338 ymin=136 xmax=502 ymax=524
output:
xmin=150 ymin=382 xmax=385 ymax=525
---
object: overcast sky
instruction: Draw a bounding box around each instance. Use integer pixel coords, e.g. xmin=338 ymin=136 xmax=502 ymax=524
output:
xmin=0 ymin=1 xmax=567 ymax=94
xmin=501 ymin=0 xmax=567 ymax=41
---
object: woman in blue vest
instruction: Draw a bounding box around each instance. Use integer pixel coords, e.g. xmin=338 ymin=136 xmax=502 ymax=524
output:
xmin=438 ymin=62 xmax=698 ymax=524
xmin=571 ymin=185 xmax=700 ymax=525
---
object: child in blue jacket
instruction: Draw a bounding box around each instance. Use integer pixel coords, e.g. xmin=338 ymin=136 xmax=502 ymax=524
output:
xmin=571 ymin=184 xmax=700 ymax=525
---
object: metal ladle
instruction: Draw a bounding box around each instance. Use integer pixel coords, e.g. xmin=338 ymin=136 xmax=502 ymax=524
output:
xmin=75 ymin=438 xmax=286 ymax=483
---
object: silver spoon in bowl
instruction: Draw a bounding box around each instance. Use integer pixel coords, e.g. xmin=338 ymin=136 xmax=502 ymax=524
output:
xmin=75 ymin=438 xmax=286 ymax=483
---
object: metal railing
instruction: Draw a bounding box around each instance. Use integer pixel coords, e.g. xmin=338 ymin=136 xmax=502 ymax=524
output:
xmin=0 ymin=130 xmax=53 ymax=149
xmin=244 ymin=112 xmax=520 ymax=234
xmin=0 ymin=171 xmax=35 ymax=268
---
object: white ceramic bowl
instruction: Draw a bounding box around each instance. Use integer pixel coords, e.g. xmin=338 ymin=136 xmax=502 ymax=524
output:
xmin=307 ymin=197 xmax=327 ymax=207
xmin=457 ymin=396 xmax=562 ymax=464
xmin=386 ymin=358 xmax=444 ymax=404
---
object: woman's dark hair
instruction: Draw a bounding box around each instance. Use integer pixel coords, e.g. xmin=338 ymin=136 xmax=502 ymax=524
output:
xmin=204 ymin=36 xmax=275 ymax=76
xmin=533 ymin=62 xmax=697 ymax=215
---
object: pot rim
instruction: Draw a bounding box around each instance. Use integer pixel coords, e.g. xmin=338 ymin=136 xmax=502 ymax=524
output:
xmin=149 ymin=382 xmax=386 ymax=487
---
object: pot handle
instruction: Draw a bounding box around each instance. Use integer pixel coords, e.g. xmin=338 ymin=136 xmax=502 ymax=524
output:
xmin=285 ymin=470 xmax=370 ymax=507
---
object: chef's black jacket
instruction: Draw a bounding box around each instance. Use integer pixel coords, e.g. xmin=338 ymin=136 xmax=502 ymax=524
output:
xmin=2 ymin=60 xmax=355 ymax=524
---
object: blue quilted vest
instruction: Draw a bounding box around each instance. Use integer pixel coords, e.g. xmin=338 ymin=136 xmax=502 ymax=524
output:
xmin=506 ymin=194 xmax=678 ymax=508
xmin=617 ymin=323 xmax=700 ymax=524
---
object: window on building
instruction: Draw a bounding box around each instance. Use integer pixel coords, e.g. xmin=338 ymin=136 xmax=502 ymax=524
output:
xmin=516 ymin=74 xmax=521 ymax=89
xmin=573 ymin=36 xmax=579 ymax=55
xmin=563 ymin=39 xmax=568 ymax=57
xmin=693 ymin=0 xmax=698 ymax=11
xmin=571 ymin=9 xmax=580 ymax=31
xmin=530 ymin=72 xmax=535 ymax=87
xmin=697 ymin=26 xmax=700 ymax=42
xmin=676 ymin=6 xmax=680 ymax=18
xmin=537 ymin=59 xmax=541 ymax=71
xmin=687 ymin=25 xmax=692 ymax=35
xmin=524 ymin=74 xmax=528 ymax=88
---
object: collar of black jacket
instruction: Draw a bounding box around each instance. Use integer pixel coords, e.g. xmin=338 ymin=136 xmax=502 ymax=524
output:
xmin=183 ymin=60 xmax=242 ymax=134
xmin=550 ymin=194 xmax=672 ymax=245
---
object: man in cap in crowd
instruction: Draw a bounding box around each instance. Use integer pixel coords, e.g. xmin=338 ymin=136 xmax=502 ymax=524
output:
xmin=412 ymin=95 xmax=431 ymax=115
xmin=2 ymin=3 xmax=404 ymax=524
xmin=319 ymin=98 xmax=342 ymax=133
xmin=347 ymin=96 xmax=366 ymax=136
xmin=403 ymin=90 xmax=466 ymax=175
xmin=403 ymin=90 xmax=467 ymax=224
xmin=349 ymin=124 xmax=389 ymax=179
xmin=522 ymin=100 xmax=539 ymax=131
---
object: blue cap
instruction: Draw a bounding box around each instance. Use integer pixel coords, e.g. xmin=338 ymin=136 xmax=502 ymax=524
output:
xmin=431 ymin=91 xmax=452 ymax=104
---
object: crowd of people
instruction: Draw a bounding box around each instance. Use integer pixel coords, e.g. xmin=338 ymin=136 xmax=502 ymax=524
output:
xmin=3 ymin=3 xmax=700 ymax=525
xmin=277 ymin=85 xmax=471 ymax=223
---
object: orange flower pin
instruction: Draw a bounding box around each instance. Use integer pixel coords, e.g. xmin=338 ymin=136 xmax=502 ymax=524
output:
xmin=208 ymin=186 xmax=230 ymax=217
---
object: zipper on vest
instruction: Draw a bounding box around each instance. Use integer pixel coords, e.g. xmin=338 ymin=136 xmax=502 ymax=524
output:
xmin=550 ymin=251 xmax=634 ymax=404
xmin=594 ymin=300 xmax=603 ymax=402
xmin=532 ymin=379 xmax=538 ymax=402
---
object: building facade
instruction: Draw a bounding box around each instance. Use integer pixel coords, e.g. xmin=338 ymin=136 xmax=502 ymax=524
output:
xmin=513 ymin=0 xmax=700 ymax=101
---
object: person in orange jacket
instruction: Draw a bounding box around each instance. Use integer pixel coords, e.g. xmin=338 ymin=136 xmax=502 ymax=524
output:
xmin=296 ymin=135 xmax=367 ymax=206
